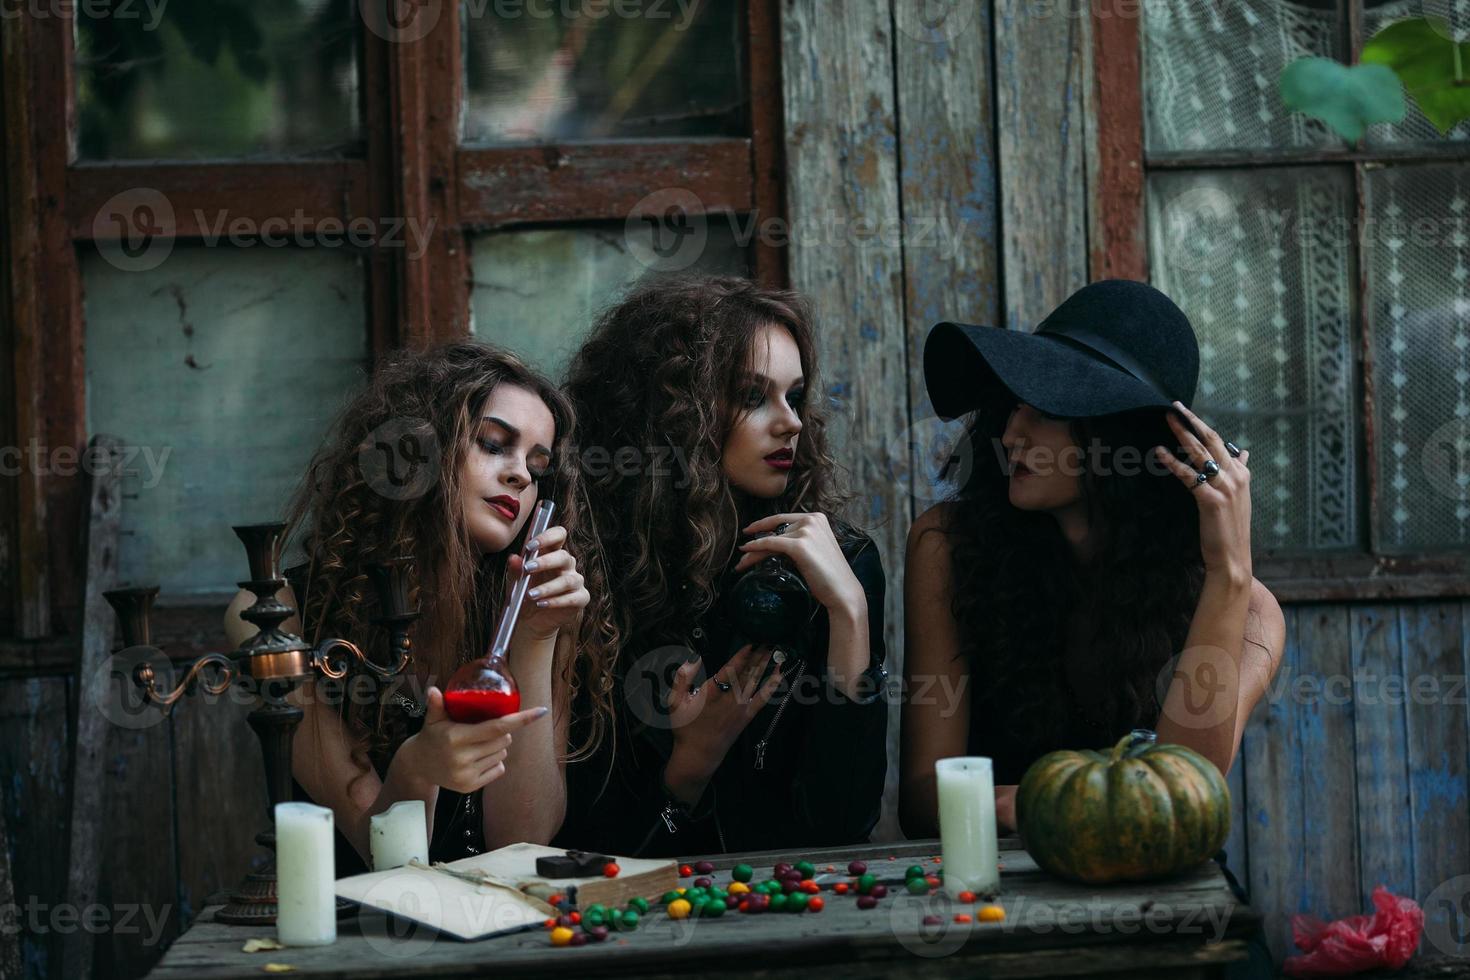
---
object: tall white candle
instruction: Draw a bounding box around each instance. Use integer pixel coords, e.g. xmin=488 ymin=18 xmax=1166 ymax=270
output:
xmin=936 ymin=756 xmax=1000 ymax=897
xmin=370 ymin=800 xmax=429 ymax=871
xmin=275 ymin=802 xmax=336 ymax=946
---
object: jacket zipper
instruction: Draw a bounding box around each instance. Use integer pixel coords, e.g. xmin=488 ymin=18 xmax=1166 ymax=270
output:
xmin=753 ymin=658 xmax=805 ymax=771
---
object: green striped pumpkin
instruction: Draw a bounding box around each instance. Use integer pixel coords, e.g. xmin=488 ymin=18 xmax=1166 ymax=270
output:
xmin=1016 ymin=729 xmax=1231 ymax=885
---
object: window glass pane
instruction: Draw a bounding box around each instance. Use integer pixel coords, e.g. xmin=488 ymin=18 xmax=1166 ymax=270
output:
xmin=1365 ymin=164 xmax=1470 ymax=552
xmin=76 ymin=0 xmax=360 ymax=160
xmin=461 ymin=0 xmax=745 ymax=145
xmin=469 ymin=220 xmax=749 ymax=378
xmin=1149 ymin=167 xmax=1359 ymax=553
xmin=1142 ymin=0 xmax=1345 ymax=155
xmin=84 ymin=245 xmax=367 ymax=595
xmin=1363 ymin=0 xmax=1470 ymax=146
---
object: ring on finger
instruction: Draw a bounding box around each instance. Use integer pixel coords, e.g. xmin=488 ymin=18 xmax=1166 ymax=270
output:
xmin=714 ymin=680 xmax=732 ymax=693
xmin=774 ymin=522 xmax=792 ymax=535
xmin=1193 ymin=470 xmax=1210 ymax=488
xmin=1202 ymin=459 xmax=1221 ymax=479
xmin=1225 ymin=441 xmax=1244 ymax=459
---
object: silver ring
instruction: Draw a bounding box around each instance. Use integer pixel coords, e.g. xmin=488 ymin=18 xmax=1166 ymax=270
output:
xmin=714 ymin=680 xmax=732 ymax=693
xmin=1225 ymin=441 xmax=1243 ymax=459
xmin=774 ymin=522 xmax=792 ymax=535
xmin=1194 ymin=470 xmax=1210 ymax=487
xmin=1202 ymin=459 xmax=1221 ymax=479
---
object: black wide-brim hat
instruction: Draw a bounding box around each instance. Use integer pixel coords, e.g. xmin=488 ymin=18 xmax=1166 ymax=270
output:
xmin=924 ymin=279 xmax=1201 ymax=421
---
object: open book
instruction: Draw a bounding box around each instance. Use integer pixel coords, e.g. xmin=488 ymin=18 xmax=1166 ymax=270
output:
xmin=334 ymin=842 xmax=678 ymax=941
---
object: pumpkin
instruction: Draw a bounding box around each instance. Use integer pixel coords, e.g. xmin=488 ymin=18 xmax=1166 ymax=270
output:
xmin=1015 ymin=729 xmax=1230 ymax=885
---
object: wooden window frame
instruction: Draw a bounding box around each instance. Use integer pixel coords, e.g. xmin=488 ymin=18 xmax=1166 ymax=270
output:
xmin=2 ymin=0 xmax=786 ymax=663
xmin=1089 ymin=1 xmax=1470 ymax=603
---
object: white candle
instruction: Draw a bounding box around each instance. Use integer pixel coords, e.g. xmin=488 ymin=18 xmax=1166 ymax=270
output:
xmin=936 ymin=756 xmax=1000 ymax=897
xmin=274 ymin=802 xmax=336 ymax=946
xmin=370 ymin=800 xmax=429 ymax=871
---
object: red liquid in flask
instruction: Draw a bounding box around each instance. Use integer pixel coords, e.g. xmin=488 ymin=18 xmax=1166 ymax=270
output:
xmin=442 ymin=683 xmax=520 ymax=722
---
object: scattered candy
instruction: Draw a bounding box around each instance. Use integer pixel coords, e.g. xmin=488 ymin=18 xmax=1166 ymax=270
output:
xmin=602 ymin=863 xmax=621 ymax=878
xmin=724 ymin=895 xmax=740 ymax=910
xmin=933 ymin=857 xmax=942 ymax=864
xmin=570 ymin=932 xmax=589 ymax=946
xmin=693 ymin=860 xmax=716 ymax=874
xmin=978 ymin=904 xmax=1006 ymax=922
xmin=925 ymin=875 xmax=941 ymax=888
xmin=630 ymin=897 xmax=650 ymax=914
xmin=856 ymin=873 xmax=877 ymax=895
xmin=668 ymin=899 xmax=692 ymax=920
xmin=618 ymin=910 xmax=640 ymax=931
xmin=799 ymin=880 xmax=820 ymax=894
xmin=550 ymin=926 xmax=574 ymax=946
xmin=262 ymin=966 xmax=296 ymax=974
xmin=922 ymin=914 xmax=943 ymax=927
xmin=241 ymin=938 xmax=284 ymax=953
xmin=661 ymin=890 xmax=681 ymax=904
xmin=728 ymin=881 xmax=750 ymax=895
xmin=679 ymin=864 xmax=693 ymax=877
xmin=586 ymin=925 xmax=609 ymax=943
xmin=870 ymin=884 xmax=888 ymax=899
xmin=548 ymin=893 xmax=564 ymax=907
xmin=770 ymin=893 xmax=789 ymax=912
xmin=703 ymin=900 xmax=726 ymax=918
xmin=808 ymin=896 xmax=825 ymax=913
xmin=957 ymin=890 xmax=976 ymax=903
xmin=834 ymin=882 xmax=849 ymax=895
xmin=732 ymin=863 xmax=754 ymax=882
xmin=856 ymin=895 xmax=878 ymax=910
xmin=543 ymin=917 xmax=556 ymax=929
xmin=954 ymin=913 xmax=972 ymax=924
xmin=795 ymin=860 xmax=816 ymax=879
xmin=774 ymin=862 xmax=793 ymax=876
xmin=693 ymin=876 xmax=713 ymax=889
xmin=555 ymin=914 xmax=573 ymax=928
xmin=847 ymin=860 xmax=867 ymax=876
xmin=905 ymin=877 xmax=930 ymax=895
xmin=781 ymin=879 xmax=801 ymax=894
xmin=569 ymin=911 xmax=581 ymax=925
xmin=788 ymin=893 xmax=809 ymax=913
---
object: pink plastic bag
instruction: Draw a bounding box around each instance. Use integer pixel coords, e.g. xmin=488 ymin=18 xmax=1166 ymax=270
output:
xmin=1283 ymin=886 xmax=1424 ymax=977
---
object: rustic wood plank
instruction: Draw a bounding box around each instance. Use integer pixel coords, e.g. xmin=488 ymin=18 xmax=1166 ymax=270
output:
xmin=1294 ymin=604 xmax=1360 ymax=922
xmin=780 ymin=0 xmax=908 ymax=848
xmin=1243 ymin=604 xmax=1304 ymax=965
xmin=1401 ymin=602 xmax=1469 ymax=956
xmin=457 ymin=141 xmax=755 ymax=229
xmin=3 ymin=6 xmax=50 ymax=637
xmin=36 ymin=9 xmax=87 ymax=634
xmin=58 ymin=435 xmax=123 ymax=980
xmin=747 ymin=0 xmax=787 ymax=288
xmin=1350 ymin=606 xmax=1415 ymax=902
xmin=0 ymin=678 xmax=73 ymax=977
xmin=68 ymin=162 xmax=372 ymax=241
xmin=887 ymin=0 xmax=1000 ymax=844
xmin=1084 ymin=0 xmax=1146 ymax=281
xmin=994 ymin=0 xmax=1089 ymax=331
xmin=0 ymin=778 xmax=19 ymax=980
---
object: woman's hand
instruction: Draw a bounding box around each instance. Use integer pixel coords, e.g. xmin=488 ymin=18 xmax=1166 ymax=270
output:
xmin=734 ymin=513 xmax=866 ymax=616
xmin=506 ymin=524 xmax=589 ymax=641
xmin=1154 ymin=402 xmax=1253 ymax=583
xmin=395 ymin=686 xmax=549 ymax=795
xmin=663 ymin=645 xmax=784 ymax=788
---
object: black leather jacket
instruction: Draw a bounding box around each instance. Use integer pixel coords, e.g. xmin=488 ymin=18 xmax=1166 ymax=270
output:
xmin=555 ymin=530 xmax=890 ymax=857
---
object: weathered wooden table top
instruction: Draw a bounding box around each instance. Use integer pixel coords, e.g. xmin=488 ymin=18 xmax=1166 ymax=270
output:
xmin=147 ymin=838 xmax=1260 ymax=979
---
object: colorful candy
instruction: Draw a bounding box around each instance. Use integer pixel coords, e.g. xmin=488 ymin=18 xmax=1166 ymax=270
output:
xmin=693 ymin=860 xmax=716 ymax=874
xmin=847 ymin=860 xmax=867 ymax=876
xmin=978 ymin=904 xmax=1006 ymax=922
xmin=549 ymin=926 xmax=574 ymax=946
xmin=668 ymin=899 xmax=691 ymax=919
xmin=856 ymin=895 xmax=878 ymax=910
xmin=732 ymin=863 xmax=754 ymax=882
xmin=603 ymin=862 xmax=621 ymax=878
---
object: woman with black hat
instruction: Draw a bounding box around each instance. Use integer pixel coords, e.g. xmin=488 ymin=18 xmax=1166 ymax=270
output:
xmin=898 ymin=279 xmax=1285 ymax=840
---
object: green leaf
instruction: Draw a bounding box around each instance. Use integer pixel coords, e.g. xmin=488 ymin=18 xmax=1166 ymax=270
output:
xmin=1279 ymin=58 xmax=1406 ymax=141
xmin=1362 ymin=17 xmax=1470 ymax=134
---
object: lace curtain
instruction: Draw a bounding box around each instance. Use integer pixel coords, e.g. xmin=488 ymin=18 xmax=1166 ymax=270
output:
xmin=1149 ymin=168 xmax=1359 ymax=552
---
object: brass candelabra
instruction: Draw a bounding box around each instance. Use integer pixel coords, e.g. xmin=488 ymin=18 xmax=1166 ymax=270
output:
xmin=103 ymin=522 xmax=419 ymax=925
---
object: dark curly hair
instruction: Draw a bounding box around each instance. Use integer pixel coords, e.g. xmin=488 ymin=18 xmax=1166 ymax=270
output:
xmin=563 ymin=275 xmax=858 ymax=720
xmin=929 ymin=387 xmax=1206 ymax=753
xmin=281 ymin=341 xmax=613 ymax=773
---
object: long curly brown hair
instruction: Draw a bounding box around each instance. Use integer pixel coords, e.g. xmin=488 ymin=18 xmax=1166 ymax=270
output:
xmin=563 ymin=274 xmax=856 ymax=714
xmin=931 ymin=388 xmax=1205 ymax=754
xmin=282 ymin=341 xmax=610 ymax=770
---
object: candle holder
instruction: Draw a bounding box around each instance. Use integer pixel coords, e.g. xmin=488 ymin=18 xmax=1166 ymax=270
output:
xmin=104 ymin=522 xmax=419 ymax=925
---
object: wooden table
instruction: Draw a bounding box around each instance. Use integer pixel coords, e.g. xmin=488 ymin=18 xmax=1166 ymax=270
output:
xmin=147 ymin=839 xmax=1261 ymax=979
